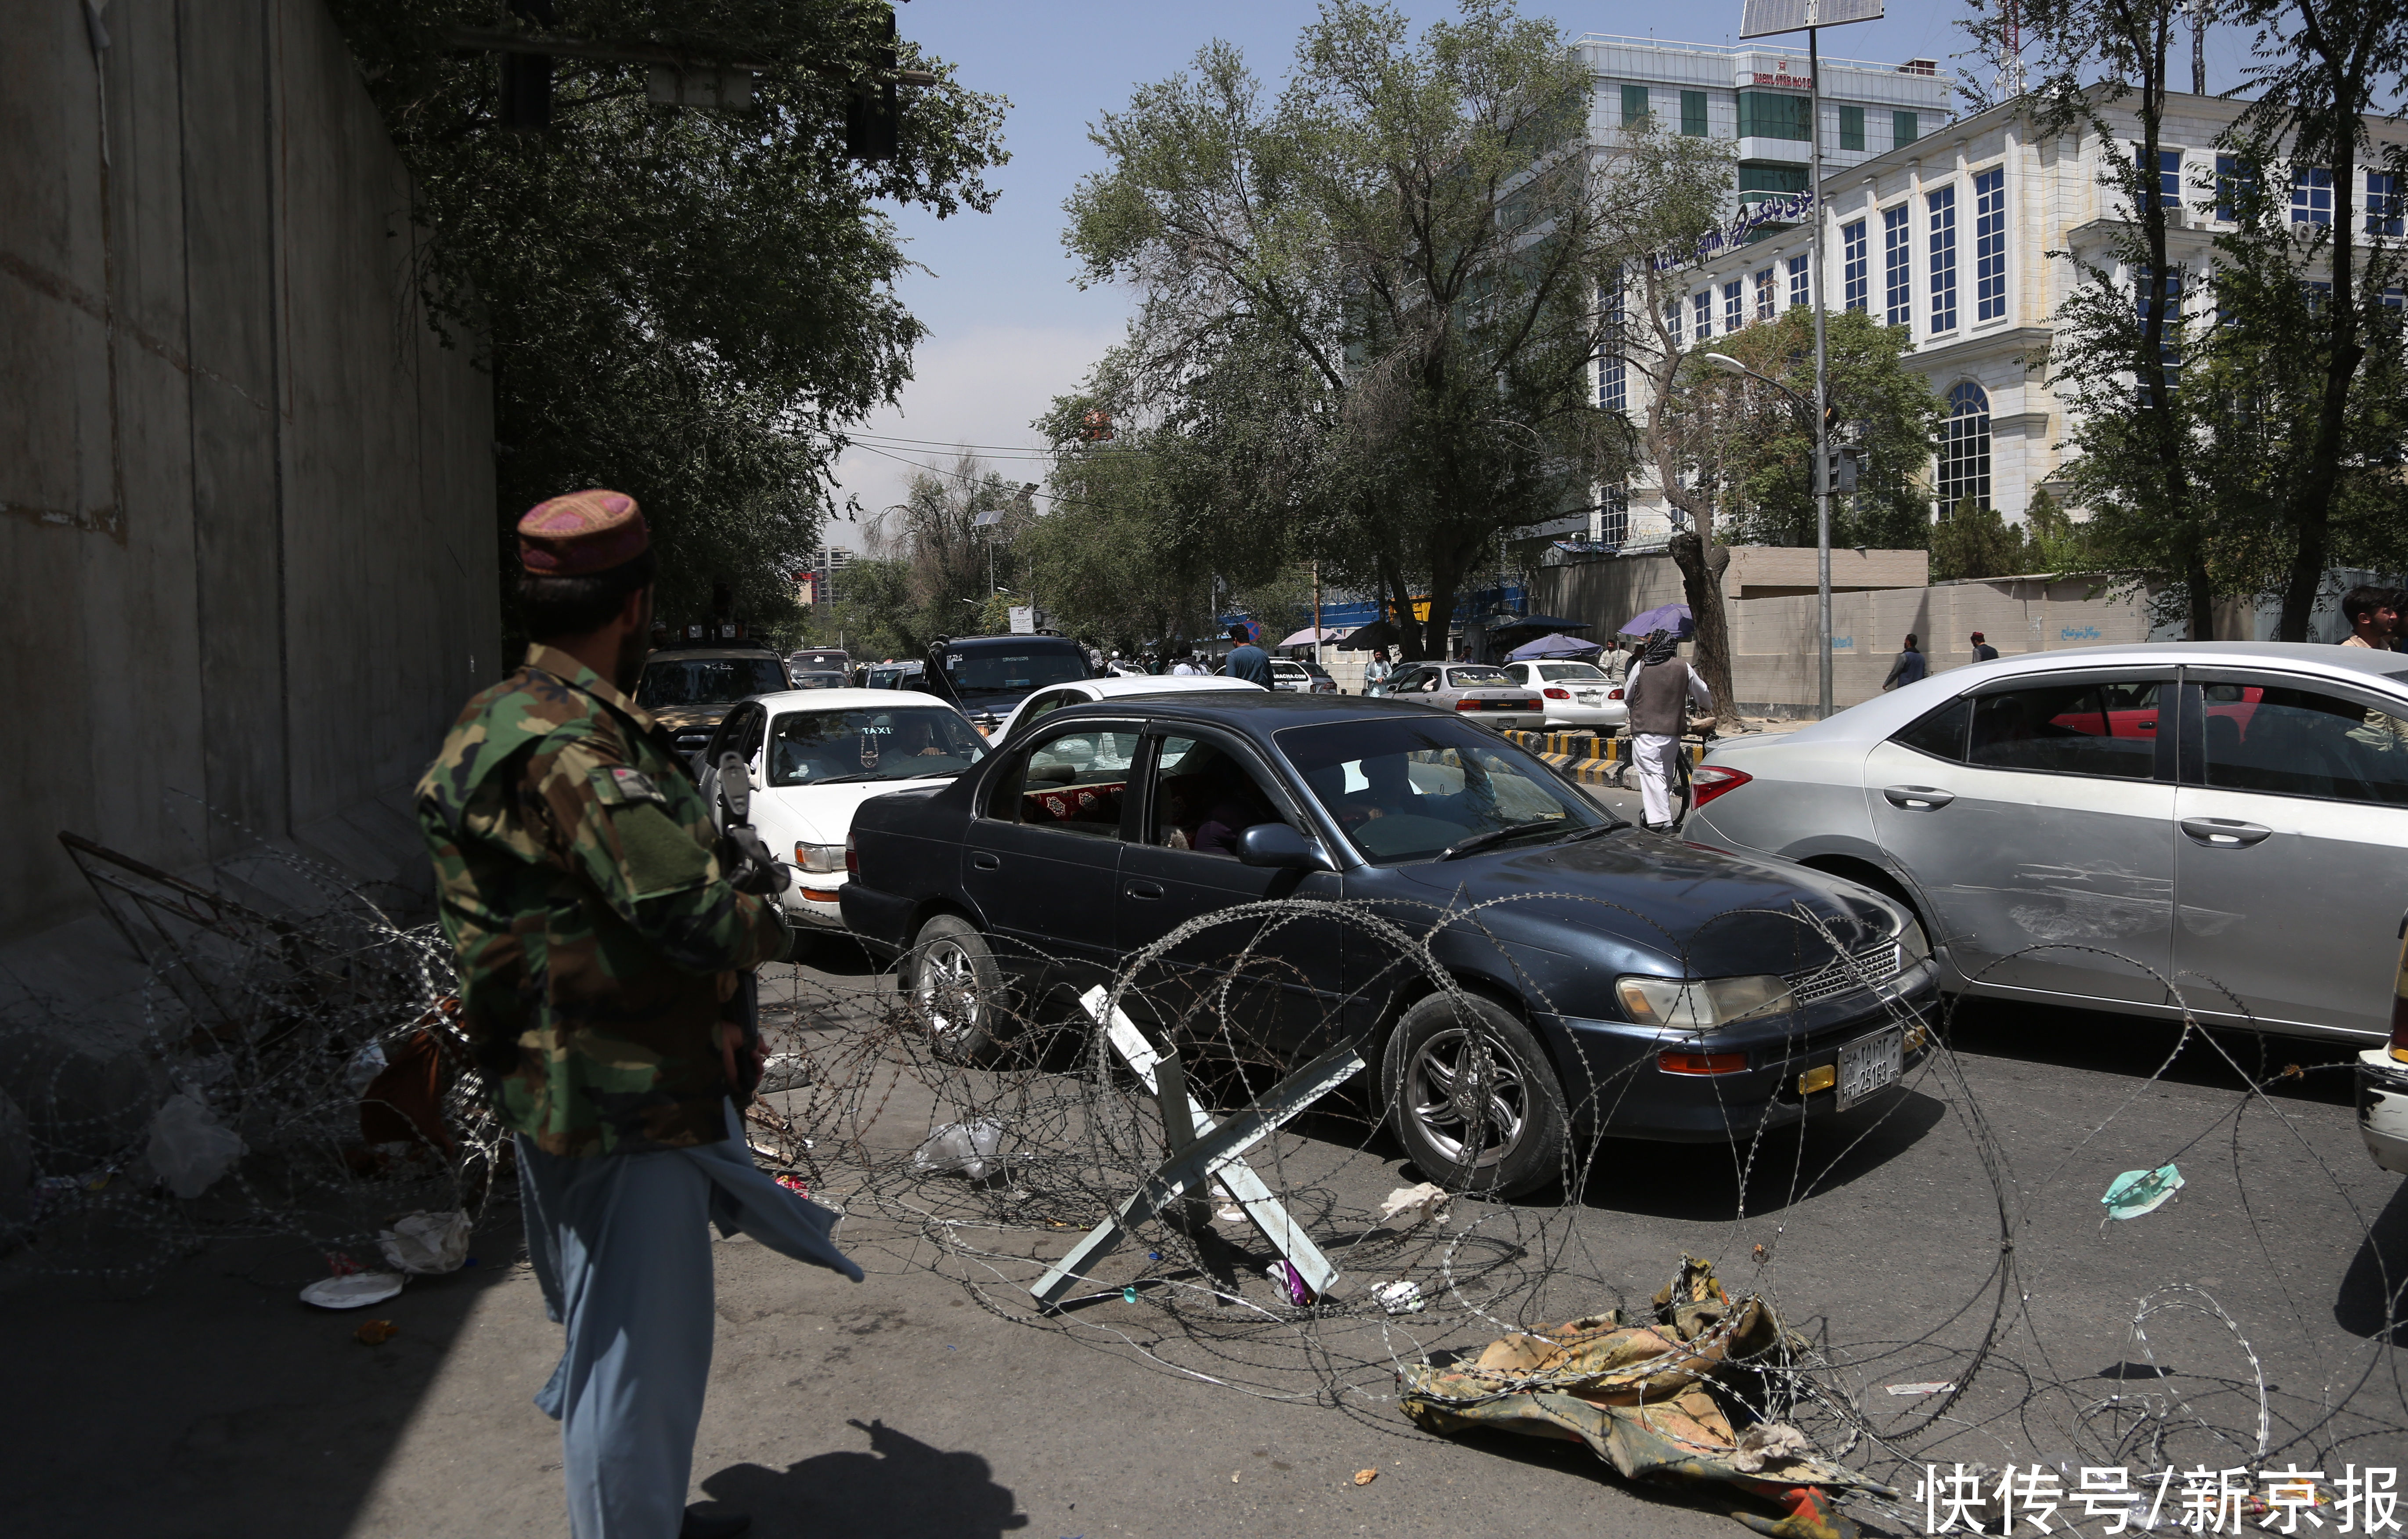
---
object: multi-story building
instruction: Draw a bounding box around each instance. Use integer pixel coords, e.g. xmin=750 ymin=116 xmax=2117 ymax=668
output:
xmin=1601 ymin=72 xmax=2407 ymax=550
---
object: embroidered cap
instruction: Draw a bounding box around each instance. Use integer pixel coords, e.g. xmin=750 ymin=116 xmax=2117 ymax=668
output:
xmin=517 ymin=489 xmax=649 ymax=575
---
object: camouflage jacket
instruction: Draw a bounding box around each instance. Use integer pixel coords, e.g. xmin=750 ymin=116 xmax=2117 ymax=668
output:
xmin=415 ymin=644 xmax=787 ymax=1156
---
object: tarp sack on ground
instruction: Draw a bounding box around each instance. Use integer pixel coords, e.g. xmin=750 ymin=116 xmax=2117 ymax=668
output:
xmin=1397 ymin=1256 xmax=1886 ymax=1539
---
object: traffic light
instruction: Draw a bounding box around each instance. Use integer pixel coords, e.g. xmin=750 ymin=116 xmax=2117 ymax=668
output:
xmin=845 ymin=6 xmax=899 ymax=162
xmin=1821 ymin=445 xmax=1864 ymax=495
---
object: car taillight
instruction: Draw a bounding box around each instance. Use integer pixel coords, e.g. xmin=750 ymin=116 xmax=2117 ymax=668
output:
xmin=845 ymin=834 xmax=858 ymax=876
xmin=2393 ymin=968 xmax=2408 ymax=1061
xmin=1689 ymin=764 xmax=1753 ymax=809
xmin=1608 ymin=689 xmax=1623 ymax=701
xmin=1544 ymin=687 xmax=1571 ymax=700
xmin=1658 ymin=1049 xmax=1748 ymax=1075
xmin=1455 ymin=699 xmax=1481 ymax=711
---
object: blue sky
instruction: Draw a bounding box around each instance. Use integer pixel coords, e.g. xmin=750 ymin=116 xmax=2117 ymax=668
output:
xmin=825 ymin=1 xmax=2262 ymax=545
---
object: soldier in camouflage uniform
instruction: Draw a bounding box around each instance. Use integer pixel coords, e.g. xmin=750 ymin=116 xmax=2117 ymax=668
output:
xmin=419 ymin=489 xmax=858 ymax=1539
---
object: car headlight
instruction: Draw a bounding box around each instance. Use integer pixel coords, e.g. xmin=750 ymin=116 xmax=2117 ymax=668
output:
xmin=1615 ymin=974 xmax=1796 ymax=1030
xmin=1896 ymin=915 xmax=1932 ymax=964
xmin=793 ymin=842 xmax=848 ymax=874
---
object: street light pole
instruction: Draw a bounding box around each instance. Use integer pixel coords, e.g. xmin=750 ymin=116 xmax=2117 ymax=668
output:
xmin=1807 ymin=25 xmax=1835 ymax=720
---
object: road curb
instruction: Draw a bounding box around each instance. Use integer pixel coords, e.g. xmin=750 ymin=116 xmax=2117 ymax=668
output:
xmin=1499 ymin=729 xmax=1705 ymax=785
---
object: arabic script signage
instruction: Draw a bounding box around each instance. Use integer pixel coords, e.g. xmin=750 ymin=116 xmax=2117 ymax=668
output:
xmin=1651 ymin=189 xmax=1817 ymax=270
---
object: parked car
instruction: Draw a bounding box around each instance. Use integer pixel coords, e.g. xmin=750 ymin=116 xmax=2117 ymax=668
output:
xmin=635 ymin=641 xmax=793 ymax=762
xmin=1501 ymin=659 xmax=1627 ymax=731
xmin=1366 ymin=662 xmax=1546 ymax=731
xmin=1268 ymin=658 xmax=1340 ymax=694
xmin=789 ymin=670 xmax=849 ymax=690
xmin=987 ymin=673 xmax=1267 ymax=745
xmin=1686 ymin=642 xmax=2408 ymax=1043
xmin=788 ymin=647 xmax=850 ymax=676
xmin=921 ymin=633 xmax=1097 ymax=733
xmin=2358 ymin=927 xmax=2408 ymax=1176
xmin=693 ymin=689 xmax=988 ymax=933
xmin=859 ymin=661 xmax=927 ymax=691
xmin=840 ymin=692 xmax=1936 ymax=1197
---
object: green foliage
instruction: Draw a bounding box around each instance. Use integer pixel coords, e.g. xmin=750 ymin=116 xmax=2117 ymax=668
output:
xmin=1018 ymin=391 xmax=1215 ymax=654
xmin=811 ymin=555 xmax=915 ymax=661
xmin=1708 ymin=308 xmax=1943 ymax=551
xmin=1059 ymin=0 xmax=1649 ymax=658
xmin=324 ymin=2 xmax=1006 ymax=633
xmin=858 ymin=462 xmax=1035 ymax=655
xmin=1931 ymin=499 xmax=2028 ymax=582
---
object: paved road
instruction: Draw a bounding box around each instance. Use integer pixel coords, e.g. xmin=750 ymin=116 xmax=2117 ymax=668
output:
xmin=4 ymin=908 xmax=2399 ymax=1538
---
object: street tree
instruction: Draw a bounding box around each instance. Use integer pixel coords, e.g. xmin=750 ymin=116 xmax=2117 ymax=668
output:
xmin=1063 ymin=0 xmax=1651 ymax=660
xmin=1017 ymin=393 xmax=1217 ymax=655
xmin=326 ymin=2 xmax=1007 ymax=632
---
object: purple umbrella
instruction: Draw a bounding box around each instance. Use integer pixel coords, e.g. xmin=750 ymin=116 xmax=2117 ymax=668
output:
xmin=1506 ymin=632 xmax=1603 ymax=661
xmin=1619 ymin=602 xmax=1694 ymax=640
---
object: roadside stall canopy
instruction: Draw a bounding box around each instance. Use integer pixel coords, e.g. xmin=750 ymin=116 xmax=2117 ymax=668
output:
xmin=1276 ymin=626 xmax=1352 ymax=647
xmin=1619 ymin=602 xmax=1694 ymax=640
xmin=1507 ymin=632 xmax=1604 ymax=661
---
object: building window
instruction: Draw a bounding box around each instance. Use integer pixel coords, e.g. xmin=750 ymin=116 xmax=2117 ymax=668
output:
xmin=2135 ymin=266 xmax=2185 ymax=401
xmin=1883 ymin=205 xmax=1912 ymax=327
xmin=1599 ymin=278 xmax=1626 ymax=412
xmin=1621 ymin=84 xmax=1650 ymax=126
xmin=1680 ymin=90 xmax=1708 ymax=137
xmin=1738 ymin=163 xmax=1810 ymax=207
xmin=2369 ymin=171 xmax=2404 ymax=237
xmin=1788 ymin=254 xmax=1810 ymax=310
xmin=1724 ymin=279 xmax=1745 ymax=332
xmin=1893 ymin=110 xmax=1920 ymax=148
xmin=1838 ymin=104 xmax=1865 ymax=152
xmin=1929 ymin=184 xmax=1959 ymax=333
xmin=1755 ymin=267 xmax=1776 ymax=320
xmin=1665 ymin=299 xmax=1683 ymax=351
xmin=1600 ymin=354 xmax=1626 ymax=412
xmin=1694 ymin=291 xmax=1713 ymax=339
xmin=1843 ymin=219 xmax=1869 ymax=311
xmin=2216 ymin=154 xmax=2255 ymax=221
xmin=2292 ymin=166 xmax=2332 ymax=226
xmin=1937 ymin=382 xmax=1992 ymax=513
xmin=2138 ymin=147 xmax=2183 ymax=208
xmin=1600 ymin=484 xmax=1629 ymax=546
xmin=1737 ymin=91 xmax=1811 ymax=141
xmin=1974 ymin=167 xmax=2008 ymax=323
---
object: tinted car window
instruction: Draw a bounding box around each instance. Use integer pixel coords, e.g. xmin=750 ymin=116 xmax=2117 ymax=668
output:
xmin=1893 ymin=697 xmax=1971 ymax=762
xmin=1967 ymin=681 xmax=2161 ymax=779
xmin=985 ymin=726 xmax=1141 ymax=836
xmin=1537 ymin=663 xmax=1606 ymax=682
xmin=939 ymin=640 xmax=1089 ymax=698
xmin=2197 ymin=680 xmax=2408 ymax=806
xmin=764 ymin=707 xmax=986 ymax=787
xmin=636 ymin=656 xmax=788 ymax=708
xmin=1445 ymin=666 xmax=1512 ymax=687
xmin=1280 ymin=716 xmax=1600 ymax=864
xmin=1150 ymin=736 xmax=1292 ymax=856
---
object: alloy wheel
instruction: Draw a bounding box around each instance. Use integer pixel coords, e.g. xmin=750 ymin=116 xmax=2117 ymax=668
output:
xmin=1404 ymin=1026 xmax=1527 ymax=1168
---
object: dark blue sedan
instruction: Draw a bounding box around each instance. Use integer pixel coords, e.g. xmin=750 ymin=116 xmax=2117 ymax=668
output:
xmin=841 ymin=693 xmax=1937 ymax=1197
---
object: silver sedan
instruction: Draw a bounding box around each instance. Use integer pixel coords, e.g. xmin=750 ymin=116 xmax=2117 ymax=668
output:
xmin=1682 ymin=642 xmax=2408 ymax=1045
xmin=1367 ymin=662 xmax=1546 ymax=731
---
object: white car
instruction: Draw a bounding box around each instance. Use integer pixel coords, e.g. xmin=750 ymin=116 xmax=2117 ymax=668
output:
xmin=694 ymin=689 xmax=989 ymax=932
xmin=1501 ymin=659 xmax=1627 ymax=730
xmin=988 ymin=673 xmax=1267 ymax=744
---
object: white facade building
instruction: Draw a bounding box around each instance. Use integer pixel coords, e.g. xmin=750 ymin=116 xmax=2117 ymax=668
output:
xmin=1601 ymin=76 xmax=2408 ymax=549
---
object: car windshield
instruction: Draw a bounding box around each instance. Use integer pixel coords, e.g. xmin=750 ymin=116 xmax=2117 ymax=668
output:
xmin=1446 ymin=666 xmax=1511 ymax=687
xmin=1278 ymin=717 xmax=1601 ymax=864
xmin=941 ymin=643 xmax=1089 ymax=699
xmin=793 ymin=672 xmax=847 ymax=690
xmin=1536 ymin=663 xmax=1606 ymax=682
xmin=764 ymin=707 xmax=988 ymax=787
xmin=636 ymin=657 xmax=788 ymax=709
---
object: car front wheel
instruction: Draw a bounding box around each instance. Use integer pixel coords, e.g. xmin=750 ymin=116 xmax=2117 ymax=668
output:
xmin=906 ymin=913 xmax=1007 ymax=1065
xmin=1382 ymin=992 xmax=1568 ymax=1199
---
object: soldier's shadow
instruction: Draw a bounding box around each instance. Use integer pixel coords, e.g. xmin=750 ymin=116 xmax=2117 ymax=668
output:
xmin=696 ymin=1418 xmax=1028 ymax=1538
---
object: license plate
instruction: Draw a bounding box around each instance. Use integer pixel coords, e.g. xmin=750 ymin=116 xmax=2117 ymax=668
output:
xmin=1577 ymin=692 xmax=1600 ymax=705
xmin=1835 ymin=1027 xmax=1903 ymax=1110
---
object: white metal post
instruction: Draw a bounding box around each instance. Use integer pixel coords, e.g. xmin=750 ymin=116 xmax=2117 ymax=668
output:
xmin=1809 ymin=25 xmax=1835 ymax=720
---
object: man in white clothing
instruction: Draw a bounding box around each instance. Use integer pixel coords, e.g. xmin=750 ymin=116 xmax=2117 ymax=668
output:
xmin=1622 ymin=630 xmax=1711 ymax=830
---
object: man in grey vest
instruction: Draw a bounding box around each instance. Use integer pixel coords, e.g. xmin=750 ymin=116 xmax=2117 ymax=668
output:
xmin=1623 ymin=629 xmax=1710 ymax=831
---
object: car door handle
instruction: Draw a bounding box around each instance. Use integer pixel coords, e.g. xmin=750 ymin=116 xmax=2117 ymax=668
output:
xmin=2181 ymin=816 xmax=2271 ymax=848
xmin=1125 ymin=880 xmax=1164 ymax=900
xmin=1882 ymin=785 xmax=1956 ymax=810
xmin=971 ymin=852 xmax=1001 ymax=871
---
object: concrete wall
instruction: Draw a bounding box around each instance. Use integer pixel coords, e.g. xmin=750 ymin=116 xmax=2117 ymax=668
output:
xmin=1 ymin=0 xmax=499 ymax=948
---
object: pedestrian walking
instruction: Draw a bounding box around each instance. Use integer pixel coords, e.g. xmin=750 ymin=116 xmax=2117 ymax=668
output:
xmin=1969 ymin=631 xmax=1998 ymax=662
xmin=1364 ymin=650 xmax=1392 ymax=692
xmin=1170 ymin=652 xmax=1200 ymax=676
xmin=1881 ymin=634 xmax=1928 ymax=691
xmin=417 ymin=489 xmax=860 ymax=1539
xmin=1623 ymin=629 xmax=1710 ymax=831
xmin=1223 ymin=623 xmax=1273 ymax=686
xmin=1598 ymin=638 xmax=1629 ymax=684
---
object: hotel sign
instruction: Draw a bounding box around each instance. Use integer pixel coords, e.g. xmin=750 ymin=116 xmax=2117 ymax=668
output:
xmin=1750 ymin=70 xmax=1814 ymax=88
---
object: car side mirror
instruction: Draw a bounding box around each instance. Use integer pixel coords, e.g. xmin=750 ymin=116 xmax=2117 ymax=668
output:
xmin=718 ymin=751 xmax=752 ymax=821
xmin=1236 ymin=823 xmax=1325 ymax=870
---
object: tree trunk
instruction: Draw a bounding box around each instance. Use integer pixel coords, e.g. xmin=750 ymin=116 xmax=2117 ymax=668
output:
xmin=2185 ymin=549 xmax=2215 ymax=641
xmin=1669 ymin=530 xmax=1737 ymax=722
xmin=2275 ymin=84 xmax=2366 ymax=640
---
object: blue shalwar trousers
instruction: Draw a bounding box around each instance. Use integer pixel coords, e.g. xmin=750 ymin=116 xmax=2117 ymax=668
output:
xmin=516 ymin=1102 xmax=862 ymax=1539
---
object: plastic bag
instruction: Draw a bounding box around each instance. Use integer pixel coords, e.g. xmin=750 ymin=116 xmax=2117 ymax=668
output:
xmin=345 ymin=1041 xmax=390 ymax=1097
xmin=145 ymin=1092 xmax=246 ymax=1199
xmin=378 ymin=1209 xmax=471 ymax=1274
xmin=912 ymin=1120 xmax=1003 ymax=1181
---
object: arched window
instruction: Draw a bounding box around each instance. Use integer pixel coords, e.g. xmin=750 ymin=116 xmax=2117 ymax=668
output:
xmin=1937 ymin=381 xmax=1991 ymax=515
